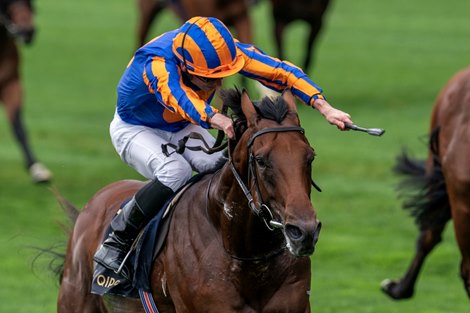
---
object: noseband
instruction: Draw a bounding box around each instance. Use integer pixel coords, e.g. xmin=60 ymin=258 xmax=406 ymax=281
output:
xmin=229 ymin=126 xmax=321 ymax=231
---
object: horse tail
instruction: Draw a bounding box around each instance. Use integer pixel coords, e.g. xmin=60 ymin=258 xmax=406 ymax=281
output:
xmin=51 ymin=186 xmax=80 ymax=224
xmin=32 ymin=245 xmax=66 ymax=284
xmin=394 ymin=127 xmax=451 ymax=230
xmin=34 ymin=187 xmax=81 ymax=283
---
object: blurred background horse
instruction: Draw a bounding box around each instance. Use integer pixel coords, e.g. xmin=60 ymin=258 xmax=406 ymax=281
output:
xmin=0 ymin=0 xmax=51 ymax=182
xmin=381 ymin=67 xmax=470 ymax=300
xmin=57 ymin=89 xmax=322 ymax=312
xmin=136 ymin=0 xmax=331 ymax=74
xmin=270 ymin=0 xmax=331 ymax=73
xmin=136 ymin=0 xmax=252 ymax=47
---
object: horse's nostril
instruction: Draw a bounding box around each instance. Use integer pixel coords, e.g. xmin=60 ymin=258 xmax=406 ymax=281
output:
xmin=285 ymin=224 xmax=303 ymax=240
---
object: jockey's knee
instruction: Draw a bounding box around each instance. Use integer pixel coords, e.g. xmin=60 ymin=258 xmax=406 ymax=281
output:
xmin=192 ymin=152 xmax=226 ymax=174
xmin=153 ymin=159 xmax=192 ymax=191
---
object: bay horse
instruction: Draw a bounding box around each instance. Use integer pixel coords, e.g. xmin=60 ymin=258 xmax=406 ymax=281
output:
xmin=136 ymin=0 xmax=252 ymax=48
xmin=269 ymin=0 xmax=331 ymax=73
xmin=0 ymin=0 xmax=51 ymax=182
xmin=57 ymin=88 xmax=322 ymax=312
xmin=381 ymin=67 xmax=470 ymax=299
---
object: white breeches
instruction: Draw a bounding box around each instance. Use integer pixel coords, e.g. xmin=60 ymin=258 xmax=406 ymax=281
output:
xmin=110 ymin=112 xmax=224 ymax=191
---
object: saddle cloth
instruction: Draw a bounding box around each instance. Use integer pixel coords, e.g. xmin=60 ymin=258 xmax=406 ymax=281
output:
xmin=91 ymin=175 xmax=201 ymax=298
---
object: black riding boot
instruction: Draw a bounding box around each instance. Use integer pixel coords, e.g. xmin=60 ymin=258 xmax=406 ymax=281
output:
xmin=93 ymin=179 xmax=173 ymax=279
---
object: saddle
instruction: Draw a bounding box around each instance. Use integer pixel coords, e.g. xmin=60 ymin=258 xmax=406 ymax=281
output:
xmin=91 ymin=176 xmax=200 ymax=298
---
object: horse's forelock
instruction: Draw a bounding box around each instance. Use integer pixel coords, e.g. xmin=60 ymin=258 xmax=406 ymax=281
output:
xmin=220 ymin=88 xmax=292 ymax=149
xmin=219 ymin=87 xmax=246 ymax=140
xmin=219 ymin=87 xmax=243 ymax=117
xmin=254 ymin=96 xmax=289 ymax=124
xmin=219 ymin=88 xmax=289 ymax=124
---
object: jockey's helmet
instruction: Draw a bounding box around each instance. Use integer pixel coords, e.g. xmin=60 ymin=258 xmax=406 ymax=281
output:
xmin=172 ymin=17 xmax=245 ymax=78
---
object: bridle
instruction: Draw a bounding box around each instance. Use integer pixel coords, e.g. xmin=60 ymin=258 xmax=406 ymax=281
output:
xmin=160 ymin=107 xmax=322 ymax=231
xmin=228 ymin=125 xmax=321 ymax=231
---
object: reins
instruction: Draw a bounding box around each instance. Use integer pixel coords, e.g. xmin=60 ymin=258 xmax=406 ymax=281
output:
xmin=205 ymin=164 xmax=287 ymax=262
xmin=167 ymin=122 xmax=322 ymax=231
xmin=182 ymin=121 xmax=321 ymax=262
xmin=162 ymin=102 xmax=228 ymax=157
xmin=162 ymin=103 xmax=321 ymax=232
xmin=228 ymin=126 xmax=318 ymax=231
xmin=161 ymin=131 xmax=227 ymax=157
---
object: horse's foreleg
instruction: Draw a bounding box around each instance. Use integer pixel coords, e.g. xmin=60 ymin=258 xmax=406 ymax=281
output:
xmin=136 ymin=0 xmax=164 ymax=47
xmin=273 ymin=21 xmax=286 ymax=61
xmin=303 ymin=20 xmax=323 ymax=74
xmin=459 ymin=245 xmax=470 ymax=298
xmin=443 ymin=138 xmax=470 ymax=298
xmin=460 ymin=256 xmax=470 ymax=298
xmin=445 ymin=157 xmax=470 ymax=298
xmin=234 ymin=13 xmax=252 ymax=90
xmin=381 ymin=223 xmax=447 ymax=300
xmin=451 ymin=195 xmax=470 ymax=298
xmin=1 ymin=80 xmax=35 ymax=168
xmin=233 ymin=13 xmax=252 ymax=45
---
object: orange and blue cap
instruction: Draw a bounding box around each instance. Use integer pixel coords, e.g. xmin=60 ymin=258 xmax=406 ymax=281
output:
xmin=172 ymin=17 xmax=245 ymax=78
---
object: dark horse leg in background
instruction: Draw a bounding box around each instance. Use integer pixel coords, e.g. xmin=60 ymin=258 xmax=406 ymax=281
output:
xmin=135 ymin=0 xmax=253 ymax=92
xmin=381 ymin=223 xmax=448 ymax=299
xmin=0 ymin=0 xmax=51 ymax=183
xmin=271 ymin=0 xmax=330 ymax=73
xmin=382 ymin=67 xmax=470 ymax=299
xmin=135 ymin=0 xmax=252 ymax=48
xmin=136 ymin=0 xmax=165 ymax=47
xmin=443 ymin=130 xmax=470 ymax=297
xmin=273 ymin=18 xmax=324 ymax=73
xmin=381 ymin=144 xmax=452 ymax=299
xmin=302 ymin=19 xmax=325 ymax=73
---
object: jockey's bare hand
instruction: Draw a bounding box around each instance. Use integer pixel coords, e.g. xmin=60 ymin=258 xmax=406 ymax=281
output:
xmin=209 ymin=113 xmax=235 ymax=139
xmin=312 ymin=98 xmax=353 ymax=130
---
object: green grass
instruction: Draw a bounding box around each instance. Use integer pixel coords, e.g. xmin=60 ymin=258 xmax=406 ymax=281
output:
xmin=0 ymin=0 xmax=469 ymax=312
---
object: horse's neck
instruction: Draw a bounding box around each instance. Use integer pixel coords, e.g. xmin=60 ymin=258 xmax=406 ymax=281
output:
xmin=208 ymin=165 xmax=286 ymax=260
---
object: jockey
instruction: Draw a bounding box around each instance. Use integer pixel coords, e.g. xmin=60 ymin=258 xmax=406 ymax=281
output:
xmin=94 ymin=16 xmax=353 ymax=279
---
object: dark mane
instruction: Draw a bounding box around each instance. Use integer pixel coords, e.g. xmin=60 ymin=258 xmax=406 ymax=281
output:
xmin=219 ymin=87 xmax=289 ymax=123
xmin=218 ymin=87 xmax=290 ymax=148
xmin=255 ymin=96 xmax=288 ymax=123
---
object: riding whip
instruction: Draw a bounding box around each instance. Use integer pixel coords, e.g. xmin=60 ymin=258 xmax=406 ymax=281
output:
xmin=345 ymin=123 xmax=385 ymax=137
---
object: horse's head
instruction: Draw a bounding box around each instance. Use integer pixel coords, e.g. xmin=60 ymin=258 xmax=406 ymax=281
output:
xmin=0 ymin=0 xmax=35 ymax=44
xmin=225 ymin=88 xmax=321 ymax=257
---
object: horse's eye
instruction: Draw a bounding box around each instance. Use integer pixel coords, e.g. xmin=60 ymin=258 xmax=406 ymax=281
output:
xmin=255 ymin=156 xmax=268 ymax=168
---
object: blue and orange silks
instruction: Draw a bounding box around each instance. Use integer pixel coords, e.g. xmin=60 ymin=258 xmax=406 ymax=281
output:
xmin=116 ymin=18 xmax=325 ymax=132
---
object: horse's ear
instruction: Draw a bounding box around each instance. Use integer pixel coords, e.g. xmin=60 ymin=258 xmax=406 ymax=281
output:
xmin=241 ymin=90 xmax=257 ymax=127
xmin=282 ymin=88 xmax=298 ymax=113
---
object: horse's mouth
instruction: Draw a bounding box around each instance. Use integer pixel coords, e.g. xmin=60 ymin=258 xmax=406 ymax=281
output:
xmin=286 ymin=240 xmax=316 ymax=256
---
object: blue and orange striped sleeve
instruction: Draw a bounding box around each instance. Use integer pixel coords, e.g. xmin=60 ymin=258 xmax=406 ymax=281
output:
xmin=144 ymin=56 xmax=217 ymax=129
xmin=236 ymin=42 xmax=325 ymax=106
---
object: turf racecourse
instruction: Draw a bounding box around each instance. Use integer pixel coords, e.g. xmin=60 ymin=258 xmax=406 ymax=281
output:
xmin=0 ymin=0 xmax=469 ymax=312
